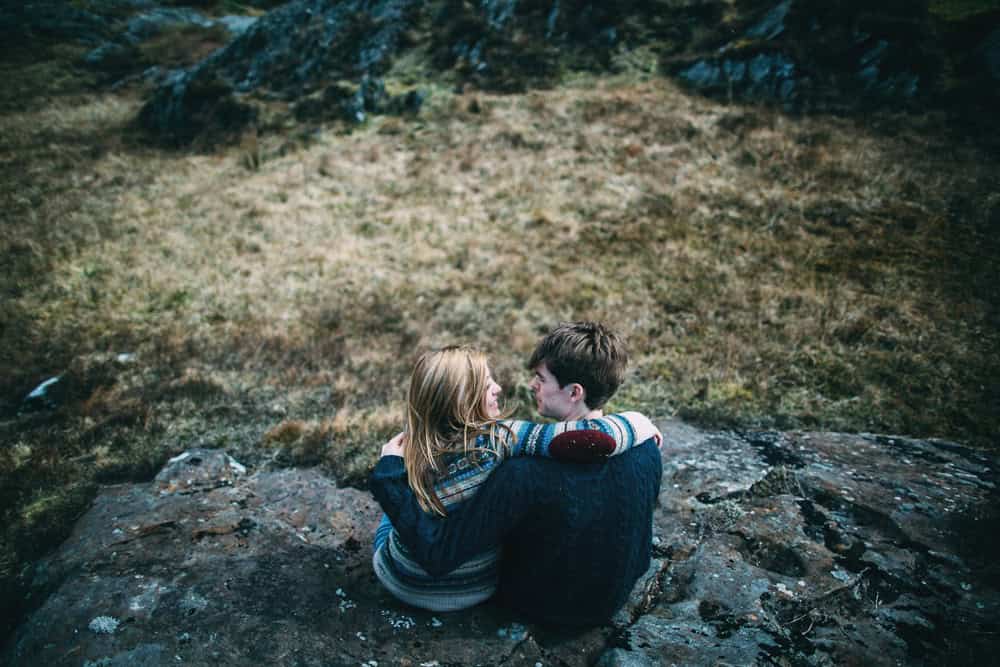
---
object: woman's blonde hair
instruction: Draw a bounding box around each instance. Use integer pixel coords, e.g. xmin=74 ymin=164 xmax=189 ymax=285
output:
xmin=404 ymin=345 xmax=507 ymax=516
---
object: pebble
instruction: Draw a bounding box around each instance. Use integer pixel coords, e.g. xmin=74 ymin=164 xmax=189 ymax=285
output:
xmin=382 ymin=610 xmax=416 ymax=629
xmin=88 ymin=616 xmax=119 ymax=634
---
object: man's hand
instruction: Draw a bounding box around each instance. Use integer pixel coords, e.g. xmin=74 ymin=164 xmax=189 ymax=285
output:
xmin=381 ymin=431 xmax=407 ymax=458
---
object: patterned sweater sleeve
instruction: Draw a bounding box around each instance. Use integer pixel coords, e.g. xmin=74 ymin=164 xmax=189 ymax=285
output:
xmin=432 ymin=413 xmax=655 ymax=510
xmin=497 ymin=413 xmax=638 ymax=458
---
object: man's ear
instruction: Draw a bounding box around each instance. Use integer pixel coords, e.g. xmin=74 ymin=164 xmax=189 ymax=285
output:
xmin=568 ymin=383 xmax=586 ymax=403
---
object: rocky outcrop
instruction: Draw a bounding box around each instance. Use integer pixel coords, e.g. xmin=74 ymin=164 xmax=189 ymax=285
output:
xmin=672 ymin=0 xmax=1000 ymax=111
xmin=14 ymin=1 xmax=996 ymax=143
xmin=672 ymin=0 xmax=922 ymax=109
xmin=4 ymin=423 xmax=998 ymax=666
xmin=633 ymin=424 xmax=1000 ymax=665
xmin=137 ymin=0 xmax=424 ymax=145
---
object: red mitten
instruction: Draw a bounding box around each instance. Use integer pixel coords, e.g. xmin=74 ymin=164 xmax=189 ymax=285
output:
xmin=549 ymin=430 xmax=617 ymax=463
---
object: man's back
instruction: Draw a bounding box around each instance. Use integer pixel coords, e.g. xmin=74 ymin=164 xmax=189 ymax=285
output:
xmin=493 ymin=441 xmax=662 ymax=624
xmin=370 ymin=439 xmax=662 ymax=626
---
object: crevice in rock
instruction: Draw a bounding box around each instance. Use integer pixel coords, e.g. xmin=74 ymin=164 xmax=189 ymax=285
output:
xmin=736 ymin=534 xmax=807 ymax=578
xmin=802 ymin=484 xmax=922 ymax=553
xmin=797 ymin=498 xmax=828 ymax=543
xmin=697 ymin=598 xmax=746 ymax=639
xmin=739 ymin=431 xmax=807 ymax=469
xmin=593 ymin=557 xmax=674 ymax=661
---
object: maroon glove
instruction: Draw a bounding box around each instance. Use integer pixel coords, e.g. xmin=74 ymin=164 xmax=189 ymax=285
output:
xmin=549 ymin=430 xmax=617 ymax=463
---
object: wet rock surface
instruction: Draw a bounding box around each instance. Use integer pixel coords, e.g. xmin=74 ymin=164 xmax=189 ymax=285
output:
xmin=4 ymin=423 xmax=998 ymax=665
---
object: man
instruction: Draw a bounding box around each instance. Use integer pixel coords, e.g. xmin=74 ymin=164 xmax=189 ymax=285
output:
xmin=370 ymin=322 xmax=662 ymax=626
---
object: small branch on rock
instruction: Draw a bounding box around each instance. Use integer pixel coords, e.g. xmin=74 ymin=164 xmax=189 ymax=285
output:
xmin=110 ymin=520 xmax=178 ymax=546
xmin=815 ymin=567 xmax=870 ymax=601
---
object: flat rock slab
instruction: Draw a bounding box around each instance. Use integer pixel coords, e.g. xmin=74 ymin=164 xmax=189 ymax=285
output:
xmin=4 ymin=424 xmax=999 ymax=666
xmin=639 ymin=423 xmax=1000 ymax=666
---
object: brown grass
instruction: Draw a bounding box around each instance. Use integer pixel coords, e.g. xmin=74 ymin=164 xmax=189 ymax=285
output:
xmin=1 ymin=62 xmax=998 ymax=636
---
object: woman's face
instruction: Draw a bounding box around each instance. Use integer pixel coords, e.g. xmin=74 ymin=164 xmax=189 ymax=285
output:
xmin=482 ymin=368 xmax=502 ymax=418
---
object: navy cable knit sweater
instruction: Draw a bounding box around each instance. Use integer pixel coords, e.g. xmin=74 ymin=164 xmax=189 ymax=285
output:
xmin=369 ymin=439 xmax=662 ymax=626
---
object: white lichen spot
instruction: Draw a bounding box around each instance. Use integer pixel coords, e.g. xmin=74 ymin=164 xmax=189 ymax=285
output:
xmin=356 ymin=631 xmax=366 ymax=641
xmin=226 ymin=456 xmax=247 ymax=475
xmin=430 ymin=617 xmax=443 ymax=628
xmin=168 ymin=452 xmax=193 ymax=465
xmin=775 ymin=583 xmax=795 ymax=598
xmin=88 ymin=616 xmax=120 ymax=634
xmin=381 ymin=610 xmax=415 ymax=629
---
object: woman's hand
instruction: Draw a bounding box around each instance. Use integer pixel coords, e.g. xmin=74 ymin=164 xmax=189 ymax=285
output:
xmin=381 ymin=431 xmax=407 ymax=458
xmin=622 ymin=411 xmax=663 ymax=449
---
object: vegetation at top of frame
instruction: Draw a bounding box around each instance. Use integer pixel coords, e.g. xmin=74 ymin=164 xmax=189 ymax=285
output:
xmin=928 ymin=0 xmax=1000 ymax=21
xmin=2 ymin=0 xmax=999 ymax=644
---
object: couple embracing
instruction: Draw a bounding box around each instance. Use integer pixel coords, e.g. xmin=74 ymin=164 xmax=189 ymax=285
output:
xmin=369 ymin=322 xmax=663 ymax=626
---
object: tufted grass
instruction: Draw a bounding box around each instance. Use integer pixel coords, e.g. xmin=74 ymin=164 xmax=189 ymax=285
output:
xmin=2 ymin=55 xmax=999 ymax=637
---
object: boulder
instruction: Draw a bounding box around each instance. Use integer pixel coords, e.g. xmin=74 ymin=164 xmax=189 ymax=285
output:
xmin=82 ymin=6 xmax=260 ymax=85
xmin=629 ymin=424 xmax=1000 ymax=665
xmin=671 ymin=0 xmax=934 ymax=109
xmin=137 ymin=0 xmax=422 ymax=145
xmin=3 ymin=423 xmax=999 ymax=665
xmin=2 ymin=449 xmax=612 ymax=665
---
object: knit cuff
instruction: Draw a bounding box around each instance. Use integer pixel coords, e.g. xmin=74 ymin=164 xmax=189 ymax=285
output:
xmin=372 ymin=455 xmax=406 ymax=480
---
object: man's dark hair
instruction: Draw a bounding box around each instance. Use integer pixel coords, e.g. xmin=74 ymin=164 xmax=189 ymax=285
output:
xmin=527 ymin=321 xmax=628 ymax=409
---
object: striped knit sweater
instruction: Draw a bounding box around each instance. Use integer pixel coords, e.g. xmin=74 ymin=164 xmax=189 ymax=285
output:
xmin=372 ymin=415 xmax=639 ymax=612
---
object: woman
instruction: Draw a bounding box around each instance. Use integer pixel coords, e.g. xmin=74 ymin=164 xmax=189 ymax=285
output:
xmin=372 ymin=345 xmax=659 ymax=612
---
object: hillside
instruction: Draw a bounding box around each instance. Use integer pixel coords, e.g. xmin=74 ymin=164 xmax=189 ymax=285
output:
xmin=1 ymin=0 xmax=999 ymax=648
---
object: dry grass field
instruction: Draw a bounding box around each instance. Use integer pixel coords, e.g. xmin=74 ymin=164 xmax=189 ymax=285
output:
xmin=1 ymin=45 xmax=998 ymax=631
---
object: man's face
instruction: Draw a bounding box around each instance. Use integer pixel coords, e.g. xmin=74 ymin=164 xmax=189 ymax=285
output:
xmin=529 ymin=363 xmax=576 ymax=419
